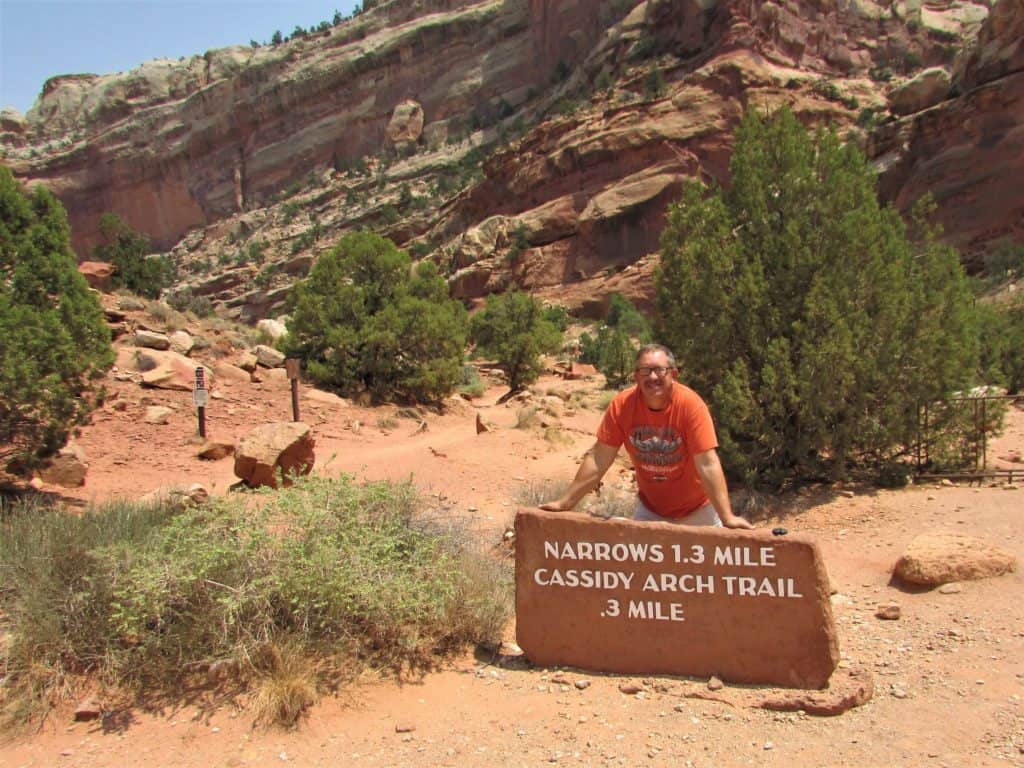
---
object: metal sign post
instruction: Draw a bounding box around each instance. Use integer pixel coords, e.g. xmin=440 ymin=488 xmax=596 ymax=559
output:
xmin=194 ymin=366 xmax=209 ymax=438
xmin=285 ymin=358 xmax=301 ymax=422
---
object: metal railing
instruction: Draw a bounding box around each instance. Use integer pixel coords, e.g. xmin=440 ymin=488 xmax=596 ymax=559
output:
xmin=915 ymin=395 xmax=1022 ymax=483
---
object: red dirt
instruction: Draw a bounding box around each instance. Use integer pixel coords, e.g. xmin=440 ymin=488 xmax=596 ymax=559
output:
xmin=4 ymin=349 xmax=1024 ymax=767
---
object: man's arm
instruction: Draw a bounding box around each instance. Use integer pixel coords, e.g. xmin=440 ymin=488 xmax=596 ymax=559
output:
xmin=693 ymin=448 xmax=753 ymax=529
xmin=539 ymin=441 xmax=620 ymax=512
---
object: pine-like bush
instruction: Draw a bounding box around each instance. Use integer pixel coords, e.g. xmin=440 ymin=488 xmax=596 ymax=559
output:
xmin=656 ymin=108 xmax=980 ymax=487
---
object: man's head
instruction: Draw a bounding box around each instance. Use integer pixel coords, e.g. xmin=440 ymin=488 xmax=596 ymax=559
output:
xmin=633 ymin=344 xmax=678 ymax=410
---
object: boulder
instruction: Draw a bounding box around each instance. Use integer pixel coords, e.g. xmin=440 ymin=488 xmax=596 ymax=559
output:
xmin=77 ymin=261 xmax=116 ymax=292
xmin=306 ymin=388 xmax=352 ymax=408
xmin=135 ymin=329 xmax=171 ymax=351
xmin=168 ymin=330 xmax=194 ymax=356
xmin=256 ymin=318 xmax=288 ymax=341
xmin=37 ymin=443 xmax=88 ymax=488
xmin=567 ymin=362 xmax=598 ymax=379
xmin=385 ymin=99 xmax=424 ymax=145
xmin=234 ymin=422 xmax=315 ymax=488
xmin=125 ymin=349 xmax=213 ymax=391
xmin=254 ymin=344 xmax=285 ymax=368
xmin=144 ymin=406 xmax=173 ymax=425
xmin=73 ymin=697 xmax=103 ymax=722
xmin=889 ymin=67 xmax=952 ymax=116
xmin=894 ymin=531 xmax=1017 ymax=586
xmin=213 ymin=362 xmax=251 ymax=383
xmin=236 ymin=351 xmax=258 ymax=372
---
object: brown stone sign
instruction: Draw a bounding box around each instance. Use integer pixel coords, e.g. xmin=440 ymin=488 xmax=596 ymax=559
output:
xmin=515 ymin=509 xmax=839 ymax=689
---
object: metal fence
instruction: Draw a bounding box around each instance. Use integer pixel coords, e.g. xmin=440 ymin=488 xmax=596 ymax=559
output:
xmin=915 ymin=395 xmax=1022 ymax=483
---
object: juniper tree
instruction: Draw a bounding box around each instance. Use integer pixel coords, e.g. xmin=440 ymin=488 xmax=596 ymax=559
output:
xmin=283 ymin=232 xmax=467 ymax=403
xmin=91 ymin=213 xmax=175 ymax=299
xmin=0 ymin=167 xmax=113 ymax=472
xmin=656 ymin=107 xmax=979 ymax=487
xmin=470 ymin=290 xmax=562 ymax=392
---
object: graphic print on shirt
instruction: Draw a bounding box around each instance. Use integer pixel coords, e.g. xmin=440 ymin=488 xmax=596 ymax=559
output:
xmin=629 ymin=425 xmax=683 ymax=479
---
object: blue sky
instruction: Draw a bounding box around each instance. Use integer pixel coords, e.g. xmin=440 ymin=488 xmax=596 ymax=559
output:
xmin=1 ymin=0 xmax=360 ymax=114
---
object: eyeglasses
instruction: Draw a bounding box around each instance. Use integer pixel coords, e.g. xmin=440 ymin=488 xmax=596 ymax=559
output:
xmin=635 ymin=366 xmax=671 ymax=378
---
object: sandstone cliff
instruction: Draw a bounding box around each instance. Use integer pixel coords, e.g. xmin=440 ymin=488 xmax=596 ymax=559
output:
xmin=1 ymin=0 xmax=1018 ymax=319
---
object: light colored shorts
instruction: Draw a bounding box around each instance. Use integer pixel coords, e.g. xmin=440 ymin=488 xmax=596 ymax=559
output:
xmin=634 ymin=499 xmax=722 ymax=527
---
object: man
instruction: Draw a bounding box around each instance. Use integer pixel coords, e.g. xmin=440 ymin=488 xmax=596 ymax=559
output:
xmin=540 ymin=344 xmax=752 ymax=529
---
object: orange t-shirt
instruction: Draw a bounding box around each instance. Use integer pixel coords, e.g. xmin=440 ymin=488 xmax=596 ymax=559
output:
xmin=596 ymin=382 xmax=718 ymax=518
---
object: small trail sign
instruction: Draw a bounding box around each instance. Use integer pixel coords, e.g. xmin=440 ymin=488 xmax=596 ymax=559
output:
xmin=194 ymin=366 xmax=209 ymax=437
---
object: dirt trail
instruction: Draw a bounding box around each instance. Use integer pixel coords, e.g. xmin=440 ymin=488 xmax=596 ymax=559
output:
xmin=4 ymin=369 xmax=1024 ymax=768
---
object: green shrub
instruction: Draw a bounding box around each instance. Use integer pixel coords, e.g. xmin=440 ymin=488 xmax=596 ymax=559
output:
xmin=644 ymin=69 xmax=666 ymax=99
xmin=470 ymin=290 xmax=563 ymax=391
xmin=976 ymin=297 xmax=1024 ymax=394
xmin=542 ymin=304 xmax=572 ymax=332
xmin=579 ymin=325 xmax=637 ymax=387
xmin=91 ymin=213 xmax=175 ymax=299
xmin=458 ymin=364 xmax=486 ymax=398
xmin=631 ymin=36 xmax=658 ymax=60
xmin=283 ymin=232 xmax=467 ymax=403
xmin=0 ymin=168 xmax=113 ymax=471
xmin=167 ymin=288 xmax=215 ymax=318
xmin=869 ymin=66 xmax=894 ymax=82
xmin=0 ymin=475 xmax=512 ymax=728
xmin=605 ymin=292 xmax=651 ymax=340
xmin=657 ymin=107 xmax=981 ymax=487
xmin=280 ymin=201 xmax=301 ymax=223
xmin=578 ymin=293 xmax=650 ymax=387
xmin=982 ymin=239 xmax=1024 ymax=280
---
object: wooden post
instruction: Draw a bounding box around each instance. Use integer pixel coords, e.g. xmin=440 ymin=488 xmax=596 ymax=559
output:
xmin=286 ymin=358 xmax=301 ymax=422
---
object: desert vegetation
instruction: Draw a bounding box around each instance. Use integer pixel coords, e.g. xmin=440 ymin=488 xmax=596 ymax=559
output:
xmin=0 ymin=475 xmax=511 ymax=729
xmin=91 ymin=213 xmax=176 ymax=299
xmin=656 ymin=107 xmax=1001 ymax=488
xmin=0 ymin=167 xmax=113 ymax=473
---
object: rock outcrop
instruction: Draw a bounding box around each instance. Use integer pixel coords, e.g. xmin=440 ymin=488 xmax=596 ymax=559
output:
xmin=234 ymin=421 xmax=315 ymax=488
xmin=37 ymin=443 xmax=88 ymax=488
xmin=2 ymin=0 xmax=1016 ymax=316
xmin=877 ymin=0 xmax=1024 ymax=266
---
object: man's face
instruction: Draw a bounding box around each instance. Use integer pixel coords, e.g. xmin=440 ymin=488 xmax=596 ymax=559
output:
xmin=634 ymin=351 xmax=677 ymax=408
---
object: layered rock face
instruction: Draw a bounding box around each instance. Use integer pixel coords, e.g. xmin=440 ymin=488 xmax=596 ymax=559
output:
xmin=4 ymin=0 xmax=618 ymax=254
xmin=877 ymin=0 xmax=1024 ymax=264
xmin=1 ymin=0 xmax=1016 ymax=317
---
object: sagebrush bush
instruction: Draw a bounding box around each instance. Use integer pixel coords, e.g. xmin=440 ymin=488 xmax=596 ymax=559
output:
xmin=0 ymin=475 xmax=512 ymax=728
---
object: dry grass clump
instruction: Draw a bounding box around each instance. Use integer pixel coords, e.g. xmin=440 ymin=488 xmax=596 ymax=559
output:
xmin=249 ymin=641 xmax=319 ymax=729
xmin=0 ymin=476 xmax=512 ymax=731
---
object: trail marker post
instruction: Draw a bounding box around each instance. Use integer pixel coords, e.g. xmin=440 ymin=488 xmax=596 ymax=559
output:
xmin=194 ymin=366 xmax=209 ymax=438
xmin=286 ymin=358 xmax=301 ymax=422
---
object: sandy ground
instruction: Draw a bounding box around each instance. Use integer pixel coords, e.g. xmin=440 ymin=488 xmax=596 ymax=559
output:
xmin=4 ymin=358 xmax=1024 ymax=768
